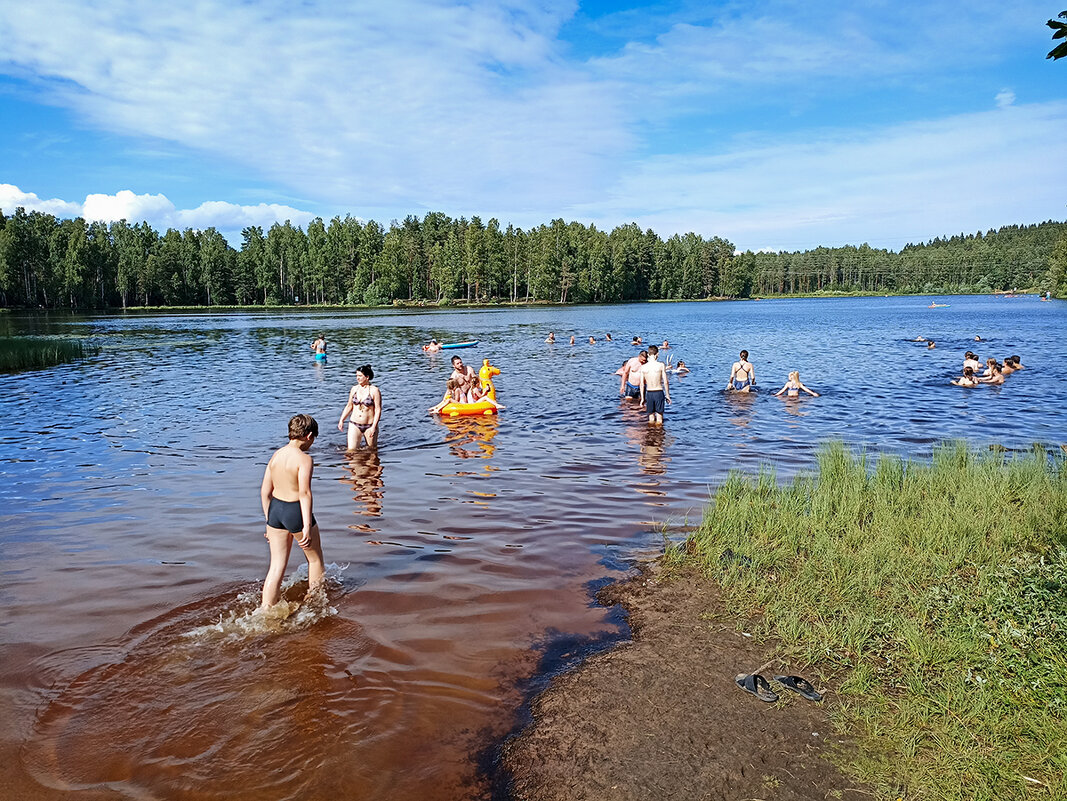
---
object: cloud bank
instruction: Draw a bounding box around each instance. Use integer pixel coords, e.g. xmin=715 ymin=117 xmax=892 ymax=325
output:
xmin=1 ymin=184 xmax=315 ymax=235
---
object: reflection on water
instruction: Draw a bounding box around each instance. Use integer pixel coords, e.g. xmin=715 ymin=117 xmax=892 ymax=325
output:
xmin=342 ymin=448 xmax=384 ymax=530
xmin=1 ymin=297 xmax=1065 ymax=800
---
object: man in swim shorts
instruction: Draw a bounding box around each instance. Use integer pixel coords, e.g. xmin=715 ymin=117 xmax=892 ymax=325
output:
xmin=260 ymin=414 xmax=325 ymax=609
xmin=639 ymin=344 xmax=670 ymax=425
xmin=619 ymin=350 xmax=647 ymax=399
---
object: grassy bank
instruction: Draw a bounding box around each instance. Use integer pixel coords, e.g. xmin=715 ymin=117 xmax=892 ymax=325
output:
xmin=0 ymin=337 xmax=96 ymax=371
xmin=666 ymin=442 xmax=1067 ymax=800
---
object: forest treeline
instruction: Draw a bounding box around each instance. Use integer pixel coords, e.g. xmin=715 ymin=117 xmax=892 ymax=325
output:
xmin=0 ymin=205 xmax=1064 ymax=309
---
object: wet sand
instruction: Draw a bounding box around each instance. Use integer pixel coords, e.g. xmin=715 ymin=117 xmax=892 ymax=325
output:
xmin=503 ymin=563 xmax=871 ymax=801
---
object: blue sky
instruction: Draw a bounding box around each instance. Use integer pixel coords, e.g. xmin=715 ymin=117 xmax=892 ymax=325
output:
xmin=1 ymin=0 xmax=1065 ymax=251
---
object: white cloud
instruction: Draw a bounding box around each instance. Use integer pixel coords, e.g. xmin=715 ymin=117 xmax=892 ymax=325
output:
xmin=575 ymin=101 xmax=1067 ymax=251
xmin=1 ymin=185 xmax=315 ymax=237
xmin=995 ymin=89 xmax=1016 ymax=108
xmin=0 ymin=184 xmax=82 ymax=218
xmin=0 ymin=0 xmax=625 ymax=211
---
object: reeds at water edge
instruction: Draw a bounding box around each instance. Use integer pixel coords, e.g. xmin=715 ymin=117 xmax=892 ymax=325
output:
xmin=0 ymin=337 xmax=96 ymax=372
xmin=667 ymin=441 xmax=1067 ymax=801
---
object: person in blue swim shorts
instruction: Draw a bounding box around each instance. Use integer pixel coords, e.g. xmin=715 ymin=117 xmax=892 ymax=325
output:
xmin=639 ymin=344 xmax=671 ymax=425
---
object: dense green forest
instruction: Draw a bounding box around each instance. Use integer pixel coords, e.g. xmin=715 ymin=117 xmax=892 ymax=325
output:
xmin=0 ymin=206 xmax=1064 ymax=309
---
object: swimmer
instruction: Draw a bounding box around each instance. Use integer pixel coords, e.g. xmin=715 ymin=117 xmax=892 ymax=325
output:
xmin=1009 ymin=354 xmax=1024 ymax=369
xmin=661 ymin=340 xmax=670 ymax=349
xmin=963 ymin=352 xmax=982 ymax=372
xmin=422 ymin=338 xmax=442 ymax=353
xmin=588 ymin=336 xmax=596 ymax=345
xmin=974 ymin=335 xmax=983 ymax=341
xmin=774 ymin=370 xmax=819 ymax=398
xmin=726 ymin=350 xmax=755 ymax=392
xmin=429 ymin=378 xmax=462 ymax=412
xmin=569 ymin=335 xmax=576 ymax=345
xmin=310 ymin=333 xmax=327 ymax=359
xmin=951 ymin=366 xmax=978 ymax=387
xmin=672 ymin=360 xmax=690 ymax=375
xmin=1000 ymin=358 xmax=1016 ymax=375
xmin=978 ymin=361 xmax=1005 ymax=385
xmin=639 ymin=345 xmax=670 ymax=425
xmin=605 ymin=333 xmax=613 ymax=341
xmin=337 ymin=364 xmax=382 ymax=449
xmin=927 ymin=341 xmax=936 ymax=349
xmin=260 ymin=414 xmax=325 ymax=609
xmin=618 ymin=350 xmax=648 ymax=399
xmin=545 ymin=332 xmax=556 ymax=344
xmin=631 ymin=336 xmax=643 ymax=346
xmin=913 ymin=336 xmax=927 ymax=342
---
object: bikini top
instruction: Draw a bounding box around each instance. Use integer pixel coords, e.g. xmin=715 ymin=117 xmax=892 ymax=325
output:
xmin=354 ymin=389 xmax=375 ymax=408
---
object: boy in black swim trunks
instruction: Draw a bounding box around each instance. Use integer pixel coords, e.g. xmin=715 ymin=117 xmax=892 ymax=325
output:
xmin=260 ymin=414 xmax=325 ymax=609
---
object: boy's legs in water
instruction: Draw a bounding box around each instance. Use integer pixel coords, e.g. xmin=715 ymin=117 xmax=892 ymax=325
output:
xmin=298 ymin=524 xmax=326 ymax=593
xmin=261 ymin=523 xmax=325 ymax=608
xmin=262 ymin=525 xmax=294 ymax=608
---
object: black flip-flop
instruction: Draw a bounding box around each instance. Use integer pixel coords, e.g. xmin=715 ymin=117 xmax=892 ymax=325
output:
xmin=735 ymin=673 xmax=778 ymax=703
xmin=773 ymin=675 xmax=823 ymax=702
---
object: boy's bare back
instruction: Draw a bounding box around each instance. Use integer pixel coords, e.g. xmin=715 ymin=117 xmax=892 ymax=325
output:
xmin=267 ymin=444 xmax=313 ymax=501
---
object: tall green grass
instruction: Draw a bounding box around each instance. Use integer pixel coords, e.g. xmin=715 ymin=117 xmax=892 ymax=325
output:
xmin=666 ymin=442 xmax=1067 ymax=800
xmin=0 ymin=336 xmax=96 ymax=371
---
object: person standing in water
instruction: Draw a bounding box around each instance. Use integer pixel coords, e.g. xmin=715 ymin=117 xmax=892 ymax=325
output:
xmin=639 ymin=344 xmax=671 ymax=425
xmin=337 ymin=364 xmax=382 ymax=449
xmin=310 ymin=334 xmax=327 ymax=359
xmin=260 ymin=414 xmax=325 ymax=609
xmin=726 ymin=350 xmax=755 ymax=392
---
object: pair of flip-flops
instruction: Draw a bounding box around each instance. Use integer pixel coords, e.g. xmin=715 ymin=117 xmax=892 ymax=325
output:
xmin=735 ymin=673 xmax=823 ymax=703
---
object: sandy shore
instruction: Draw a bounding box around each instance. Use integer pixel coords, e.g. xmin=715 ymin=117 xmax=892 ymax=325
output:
xmin=502 ymin=563 xmax=872 ymax=801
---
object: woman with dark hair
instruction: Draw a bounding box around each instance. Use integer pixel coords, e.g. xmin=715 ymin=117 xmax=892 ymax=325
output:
xmin=337 ymin=364 xmax=382 ymax=449
xmin=726 ymin=350 xmax=755 ymax=392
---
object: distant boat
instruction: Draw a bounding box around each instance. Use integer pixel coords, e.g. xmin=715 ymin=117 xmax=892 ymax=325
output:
xmin=928 ymin=303 xmax=950 ymax=308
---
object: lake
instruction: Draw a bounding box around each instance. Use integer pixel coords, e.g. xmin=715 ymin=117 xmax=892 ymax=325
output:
xmin=1 ymin=295 xmax=1063 ymax=800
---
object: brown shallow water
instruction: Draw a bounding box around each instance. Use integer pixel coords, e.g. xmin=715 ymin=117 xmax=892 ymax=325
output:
xmin=1 ymin=298 xmax=1063 ymax=799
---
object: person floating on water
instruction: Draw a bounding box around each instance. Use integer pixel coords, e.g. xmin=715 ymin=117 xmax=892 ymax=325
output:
xmin=726 ymin=349 xmax=755 ymax=392
xmin=545 ymin=332 xmax=556 ymax=343
xmin=311 ymin=334 xmax=327 ymax=360
xmin=927 ymin=341 xmax=936 ymax=349
xmin=672 ymin=360 xmax=690 ymax=374
xmin=422 ymin=338 xmax=442 ymax=353
xmin=639 ymin=344 xmax=670 ymax=425
xmin=337 ymin=364 xmax=382 ymax=449
xmin=605 ymin=333 xmax=613 ymax=341
xmin=774 ymin=370 xmax=819 ymax=398
xmin=631 ymin=336 xmax=643 ymax=346
xmin=588 ymin=336 xmax=596 ymax=345
xmin=661 ymin=340 xmax=670 ymax=349
xmin=260 ymin=414 xmax=325 ymax=609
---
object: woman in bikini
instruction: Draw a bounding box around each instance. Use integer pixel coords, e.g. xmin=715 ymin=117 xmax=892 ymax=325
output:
xmin=337 ymin=364 xmax=382 ymax=449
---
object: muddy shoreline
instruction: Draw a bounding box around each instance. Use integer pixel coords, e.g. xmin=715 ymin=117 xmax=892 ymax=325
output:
xmin=501 ymin=563 xmax=872 ymax=801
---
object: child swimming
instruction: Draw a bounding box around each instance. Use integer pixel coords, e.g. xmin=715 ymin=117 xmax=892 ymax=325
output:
xmin=774 ymin=370 xmax=819 ymax=398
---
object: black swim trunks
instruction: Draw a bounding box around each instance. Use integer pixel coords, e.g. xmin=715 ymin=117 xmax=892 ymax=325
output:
xmin=267 ymin=497 xmax=316 ymax=533
xmin=645 ymin=389 xmax=666 ymax=416
xmin=624 ymin=382 xmax=641 ymax=399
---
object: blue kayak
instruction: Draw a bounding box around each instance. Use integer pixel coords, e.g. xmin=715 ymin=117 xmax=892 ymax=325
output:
xmin=440 ymin=341 xmax=478 ymax=349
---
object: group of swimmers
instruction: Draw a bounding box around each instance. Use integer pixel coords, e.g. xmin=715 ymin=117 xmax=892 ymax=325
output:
xmin=545 ymin=331 xmax=616 ymax=345
xmin=952 ymin=352 xmax=1025 ymax=387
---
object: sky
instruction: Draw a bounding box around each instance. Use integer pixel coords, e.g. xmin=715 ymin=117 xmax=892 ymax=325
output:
xmin=1 ymin=0 xmax=1065 ymax=252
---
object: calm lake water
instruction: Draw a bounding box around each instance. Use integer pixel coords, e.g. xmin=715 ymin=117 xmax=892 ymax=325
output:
xmin=1 ymin=296 xmax=1064 ymax=800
